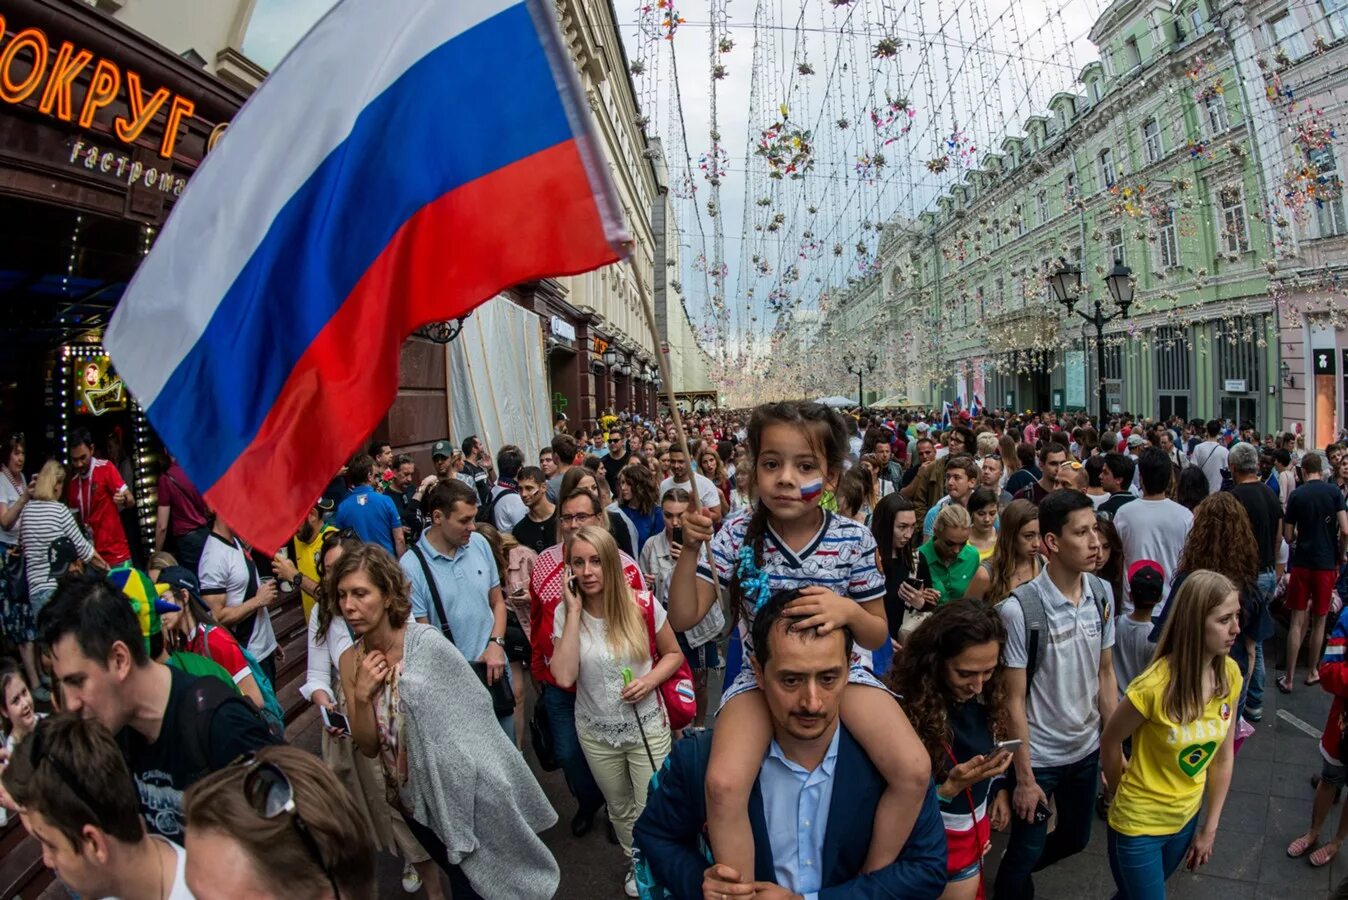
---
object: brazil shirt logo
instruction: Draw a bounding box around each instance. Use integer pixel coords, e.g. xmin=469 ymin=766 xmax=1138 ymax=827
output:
xmin=1178 ymin=741 xmax=1217 ymax=778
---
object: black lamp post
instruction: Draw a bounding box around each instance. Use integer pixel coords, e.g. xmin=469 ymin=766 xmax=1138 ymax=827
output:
xmin=1048 ymin=258 xmax=1134 ymax=425
xmin=847 ymin=351 xmax=879 ymax=409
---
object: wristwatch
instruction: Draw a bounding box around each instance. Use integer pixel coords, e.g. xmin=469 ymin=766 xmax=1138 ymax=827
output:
xmin=489 ymin=636 xmax=506 ymax=649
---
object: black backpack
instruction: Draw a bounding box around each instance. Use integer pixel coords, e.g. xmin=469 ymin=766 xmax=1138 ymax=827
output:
xmin=477 ymin=484 xmax=518 ymax=525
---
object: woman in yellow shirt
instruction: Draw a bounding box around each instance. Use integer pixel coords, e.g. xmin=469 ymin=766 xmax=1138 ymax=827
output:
xmin=1100 ymin=569 xmax=1242 ymax=899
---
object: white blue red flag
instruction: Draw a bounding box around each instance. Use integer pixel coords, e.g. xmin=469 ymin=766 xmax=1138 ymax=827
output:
xmin=106 ymin=0 xmax=630 ymax=551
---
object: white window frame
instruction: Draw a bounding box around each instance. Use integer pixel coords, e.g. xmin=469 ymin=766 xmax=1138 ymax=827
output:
xmin=1124 ymin=37 xmax=1142 ymax=71
xmin=1106 ymin=227 xmax=1126 ymax=266
xmin=1219 ymin=188 xmax=1251 ymax=254
xmin=1156 ymin=206 xmax=1180 ymax=269
xmin=1268 ymin=11 xmax=1308 ymax=59
xmin=1309 ymin=145 xmax=1348 ymax=237
xmin=1098 ymin=148 xmax=1117 ymax=189
xmin=1036 ymin=190 xmax=1049 ymax=225
xmin=1143 ymin=118 xmax=1163 ymax=164
xmin=1326 ymin=0 xmax=1348 ymax=39
xmin=1204 ymin=93 xmax=1229 ymax=136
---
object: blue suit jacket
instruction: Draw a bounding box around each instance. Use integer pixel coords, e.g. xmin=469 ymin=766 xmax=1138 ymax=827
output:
xmin=633 ymin=727 xmax=948 ymax=900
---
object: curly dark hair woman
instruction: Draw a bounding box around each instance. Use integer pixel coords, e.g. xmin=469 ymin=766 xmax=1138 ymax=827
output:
xmin=1176 ymin=492 xmax=1258 ymax=590
xmin=886 ymin=600 xmax=1011 ymax=776
xmin=1159 ymin=491 xmax=1268 ymax=703
xmin=885 ymin=599 xmax=1012 ymax=892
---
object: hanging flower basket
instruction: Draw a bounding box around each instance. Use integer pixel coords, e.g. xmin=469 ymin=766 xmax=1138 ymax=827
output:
xmin=873 ymin=37 xmax=899 ymax=59
xmin=629 ymin=59 xmax=646 ymax=76
xmin=797 ymin=62 xmax=815 ymax=75
xmin=756 ymin=106 xmax=814 ymax=177
xmin=926 ymin=155 xmax=950 ymax=173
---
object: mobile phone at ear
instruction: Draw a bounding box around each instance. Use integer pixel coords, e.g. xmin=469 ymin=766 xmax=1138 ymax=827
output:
xmin=320 ymin=707 xmax=351 ymax=735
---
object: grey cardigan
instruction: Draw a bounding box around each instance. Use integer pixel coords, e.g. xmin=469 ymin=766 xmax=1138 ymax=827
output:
xmin=399 ymin=623 xmax=559 ymax=898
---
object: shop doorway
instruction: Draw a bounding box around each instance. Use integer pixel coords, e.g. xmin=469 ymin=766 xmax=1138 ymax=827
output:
xmin=1219 ymin=395 xmax=1258 ymax=430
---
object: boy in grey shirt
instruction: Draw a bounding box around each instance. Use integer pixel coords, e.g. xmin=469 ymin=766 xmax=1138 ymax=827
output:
xmin=996 ymin=489 xmax=1118 ymax=900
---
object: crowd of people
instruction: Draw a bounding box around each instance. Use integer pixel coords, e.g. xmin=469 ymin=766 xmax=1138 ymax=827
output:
xmin=0 ymin=403 xmax=1345 ymax=899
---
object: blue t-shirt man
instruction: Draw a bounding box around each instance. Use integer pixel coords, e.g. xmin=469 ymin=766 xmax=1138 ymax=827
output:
xmin=333 ymin=484 xmax=401 ymax=554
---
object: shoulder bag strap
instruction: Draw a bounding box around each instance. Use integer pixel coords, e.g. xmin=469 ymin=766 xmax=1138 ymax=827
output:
xmin=1008 ymin=580 xmax=1046 ymax=693
xmin=409 ymin=543 xmax=454 ymax=644
xmin=1084 ymin=573 xmax=1110 ymax=624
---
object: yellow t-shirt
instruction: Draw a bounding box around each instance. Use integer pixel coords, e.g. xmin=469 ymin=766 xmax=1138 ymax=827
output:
xmin=291 ymin=526 xmax=335 ymax=623
xmin=1108 ymin=655 xmax=1242 ymax=836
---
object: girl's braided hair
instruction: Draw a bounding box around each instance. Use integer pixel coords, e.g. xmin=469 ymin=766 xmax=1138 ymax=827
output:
xmin=730 ymin=402 xmax=849 ymax=628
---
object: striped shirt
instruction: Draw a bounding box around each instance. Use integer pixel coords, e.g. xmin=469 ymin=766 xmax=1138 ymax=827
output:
xmin=697 ymin=509 xmax=885 ymax=665
xmin=19 ymin=500 xmax=95 ymax=595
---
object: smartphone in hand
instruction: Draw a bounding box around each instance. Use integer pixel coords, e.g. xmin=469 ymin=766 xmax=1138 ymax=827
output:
xmin=320 ymin=707 xmax=351 ymax=736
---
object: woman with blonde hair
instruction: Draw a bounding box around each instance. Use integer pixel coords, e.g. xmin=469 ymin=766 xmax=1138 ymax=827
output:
xmin=19 ymin=460 xmax=106 ymax=614
xmin=1101 ymin=570 xmax=1241 ymax=897
xmin=965 ymin=500 xmax=1041 ymax=603
xmin=339 ymin=543 xmax=558 ymax=899
xmin=549 ymin=524 xmax=684 ymax=895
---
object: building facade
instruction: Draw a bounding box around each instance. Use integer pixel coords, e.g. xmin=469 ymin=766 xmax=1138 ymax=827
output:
xmin=54 ymin=0 xmax=711 ymax=463
xmin=820 ymin=0 xmax=1345 ymax=440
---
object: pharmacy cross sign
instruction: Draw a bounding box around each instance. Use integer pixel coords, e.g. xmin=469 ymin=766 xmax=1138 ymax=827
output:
xmin=552 ymin=392 xmax=568 ymax=414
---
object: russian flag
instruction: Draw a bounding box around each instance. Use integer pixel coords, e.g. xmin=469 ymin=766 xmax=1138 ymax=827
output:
xmin=105 ymin=0 xmax=630 ymax=552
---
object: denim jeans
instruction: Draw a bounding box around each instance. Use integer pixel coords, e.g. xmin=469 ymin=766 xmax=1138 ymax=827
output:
xmin=541 ymin=683 xmax=605 ymax=813
xmin=992 ymin=750 xmax=1100 ymax=900
xmin=1107 ymin=815 xmax=1199 ymax=899
xmin=1246 ymin=569 xmax=1275 ymax=712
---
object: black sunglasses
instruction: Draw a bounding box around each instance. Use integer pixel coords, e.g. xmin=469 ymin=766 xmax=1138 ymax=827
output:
xmin=235 ymin=753 xmax=340 ymax=899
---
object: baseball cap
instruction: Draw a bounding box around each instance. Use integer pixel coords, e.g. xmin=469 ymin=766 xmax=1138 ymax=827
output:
xmin=47 ymin=536 xmax=80 ymax=579
xmin=1126 ymin=434 xmax=1146 ymax=448
xmin=156 ymin=565 xmax=202 ymax=603
xmin=431 ymin=440 xmax=453 ymax=459
xmin=1127 ymin=560 xmax=1165 ymax=605
xmin=106 ymin=564 xmax=180 ymax=653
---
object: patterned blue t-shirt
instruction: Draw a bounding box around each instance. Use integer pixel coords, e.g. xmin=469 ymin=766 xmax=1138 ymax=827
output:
xmin=697 ymin=508 xmax=885 ymax=668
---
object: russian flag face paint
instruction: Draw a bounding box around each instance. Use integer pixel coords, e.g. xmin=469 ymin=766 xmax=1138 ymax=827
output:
xmin=799 ymin=479 xmax=823 ymax=502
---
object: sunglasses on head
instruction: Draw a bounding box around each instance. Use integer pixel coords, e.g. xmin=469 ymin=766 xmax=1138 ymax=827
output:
xmin=233 ymin=753 xmax=340 ymax=899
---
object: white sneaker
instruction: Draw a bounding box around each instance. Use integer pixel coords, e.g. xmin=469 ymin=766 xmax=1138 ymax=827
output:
xmin=624 ymin=863 xmax=638 ymax=898
xmin=401 ymin=862 xmax=422 ymax=893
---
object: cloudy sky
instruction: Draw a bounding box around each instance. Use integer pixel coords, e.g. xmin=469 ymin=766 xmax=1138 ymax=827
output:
xmin=233 ymin=0 xmax=1114 ymax=360
xmin=612 ymin=0 xmax=1112 ymax=362
xmin=240 ymin=0 xmax=339 ymax=71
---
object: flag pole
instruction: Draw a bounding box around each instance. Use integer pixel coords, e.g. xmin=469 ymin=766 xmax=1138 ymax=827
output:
xmin=624 ymin=247 xmax=700 ymax=513
xmin=624 ymin=246 xmax=727 ymax=609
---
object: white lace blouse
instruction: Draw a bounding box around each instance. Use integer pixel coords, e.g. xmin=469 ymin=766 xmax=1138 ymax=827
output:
xmin=552 ymin=601 xmax=666 ymax=747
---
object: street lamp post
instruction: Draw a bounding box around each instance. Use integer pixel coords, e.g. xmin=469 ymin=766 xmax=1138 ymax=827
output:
xmin=1047 ymin=258 xmax=1134 ymax=425
xmin=847 ymin=351 xmax=879 ymax=409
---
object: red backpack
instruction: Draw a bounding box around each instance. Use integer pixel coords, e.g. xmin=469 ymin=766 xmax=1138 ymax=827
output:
xmin=636 ymin=591 xmax=697 ymax=731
